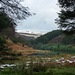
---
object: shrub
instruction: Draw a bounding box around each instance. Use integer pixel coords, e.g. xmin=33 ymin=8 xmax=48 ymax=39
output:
xmin=12 ymin=38 xmax=20 ymax=43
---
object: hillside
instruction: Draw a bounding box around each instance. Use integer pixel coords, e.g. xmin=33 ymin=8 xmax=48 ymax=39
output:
xmin=15 ymin=32 xmax=41 ymax=41
xmin=29 ymin=30 xmax=63 ymax=45
xmin=6 ymin=40 xmax=34 ymax=51
xmin=49 ymin=35 xmax=65 ymax=44
xmin=19 ymin=33 xmax=40 ymax=38
xmin=49 ymin=34 xmax=75 ymax=45
xmin=29 ymin=30 xmax=75 ymax=54
xmin=30 ymin=30 xmax=75 ymax=46
xmin=5 ymin=40 xmax=35 ymax=56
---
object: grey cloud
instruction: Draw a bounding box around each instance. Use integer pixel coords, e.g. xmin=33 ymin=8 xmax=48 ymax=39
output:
xmin=17 ymin=0 xmax=59 ymax=32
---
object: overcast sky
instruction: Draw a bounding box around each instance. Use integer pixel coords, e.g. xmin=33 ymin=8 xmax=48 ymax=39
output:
xmin=16 ymin=0 xmax=59 ymax=33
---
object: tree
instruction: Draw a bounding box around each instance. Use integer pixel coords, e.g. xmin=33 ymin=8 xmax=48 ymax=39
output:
xmin=0 ymin=35 xmax=6 ymax=50
xmin=0 ymin=0 xmax=31 ymax=20
xmin=2 ymin=27 xmax=15 ymax=39
xmin=0 ymin=0 xmax=31 ymax=51
xmin=0 ymin=0 xmax=31 ymax=32
xmin=56 ymin=0 xmax=75 ymax=34
xmin=0 ymin=13 xmax=16 ymax=32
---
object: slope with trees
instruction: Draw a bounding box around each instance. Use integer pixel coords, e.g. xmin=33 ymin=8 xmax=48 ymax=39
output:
xmin=0 ymin=0 xmax=31 ymax=51
xmin=29 ymin=29 xmax=75 ymax=54
xmin=62 ymin=35 xmax=75 ymax=45
xmin=29 ymin=30 xmax=63 ymax=46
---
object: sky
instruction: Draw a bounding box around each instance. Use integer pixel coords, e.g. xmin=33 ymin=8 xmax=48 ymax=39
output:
xmin=16 ymin=0 xmax=60 ymax=33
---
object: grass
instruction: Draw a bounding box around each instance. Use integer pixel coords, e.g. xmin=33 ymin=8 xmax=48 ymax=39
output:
xmin=30 ymin=67 xmax=75 ymax=75
xmin=0 ymin=70 xmax=25 ymax=75
xmin=0 ymin=54 xmax=75 ymax=75
xmin=0 ymin=67 xmax=75 ymax=75
xmin=53 ymin=67 xmax=75 ymax=75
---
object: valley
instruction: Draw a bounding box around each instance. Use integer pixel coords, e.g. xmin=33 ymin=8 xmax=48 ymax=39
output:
xmin=0 ymin=30 xmax=75 ymax=75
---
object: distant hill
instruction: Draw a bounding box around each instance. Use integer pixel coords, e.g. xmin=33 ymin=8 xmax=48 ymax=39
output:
xmin=15 ymin=32 xmax=41 ymax=41
xmin=50 ymin=34 xmax=75 ymax=45
xmin=30 ymin=30 xmax=63 ymax=45
xmin=49 ymin=35 xmax=65 ymax=44
xmin=29 ymin=30 xmax=75 ymax=51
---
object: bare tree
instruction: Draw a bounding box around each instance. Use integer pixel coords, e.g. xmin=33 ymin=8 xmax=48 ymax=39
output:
xmin=0 ymin=0 xmax=31 ymax=21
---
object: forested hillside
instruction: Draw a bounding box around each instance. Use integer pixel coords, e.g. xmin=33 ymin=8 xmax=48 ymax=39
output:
xmin=30 ymin=30 xmax=62 ymax=45
xmin=0 ymin=11 xmax=32 ymax=57
xmin=29 ymin=30 xmax=75 ymax=54
xmin=62 ymin=35 xmax=75 ymax=45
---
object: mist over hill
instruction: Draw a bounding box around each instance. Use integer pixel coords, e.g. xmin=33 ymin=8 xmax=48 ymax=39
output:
xmin=16 ymin=30 xmax=46 ymax=35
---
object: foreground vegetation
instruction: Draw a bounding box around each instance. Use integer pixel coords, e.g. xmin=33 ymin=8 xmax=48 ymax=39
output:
xmin=0 ymin=67 xmax=75 ymax=75
xmin=0 ymin=54 xmax=75 ymax=75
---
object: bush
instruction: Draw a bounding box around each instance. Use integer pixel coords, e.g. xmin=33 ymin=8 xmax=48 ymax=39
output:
xmin=12 ymin=38 xmax=20 ymax=43
xmin=12 ymin=37 xmax=30 ymax=47
xmin=33 ymin=63 xmax=47 ymax=72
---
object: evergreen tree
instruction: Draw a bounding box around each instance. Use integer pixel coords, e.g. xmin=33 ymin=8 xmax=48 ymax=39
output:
xmin=56 ymin=0 xmax=75 ymax=34
xmin=0 ymin=13 xmax=16 ymax=32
